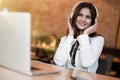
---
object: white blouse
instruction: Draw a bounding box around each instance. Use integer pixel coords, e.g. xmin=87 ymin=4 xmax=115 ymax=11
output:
xmin=54 ymin=34 xmax=104 ymax=73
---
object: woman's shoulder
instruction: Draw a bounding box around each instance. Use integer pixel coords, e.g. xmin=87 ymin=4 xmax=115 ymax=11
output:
xmin=90 ymin=35 xmax=104 ymax=41
xmin=61 ymin=36 xmax=67 ymax=40
xmin=61 ymin=35 xmax=74 ymax=40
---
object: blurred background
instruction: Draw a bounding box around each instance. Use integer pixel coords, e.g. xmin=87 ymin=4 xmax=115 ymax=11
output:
xmin=0 ymin=0 xmax=120 ymax=78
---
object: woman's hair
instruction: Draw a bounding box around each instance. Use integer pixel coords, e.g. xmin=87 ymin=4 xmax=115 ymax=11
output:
xmin=69 ymin=2 xmax=98 ymax=38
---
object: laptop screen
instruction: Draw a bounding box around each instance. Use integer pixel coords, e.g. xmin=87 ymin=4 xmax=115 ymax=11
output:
xmin=0 ymin=12 xmax=32 ymax=75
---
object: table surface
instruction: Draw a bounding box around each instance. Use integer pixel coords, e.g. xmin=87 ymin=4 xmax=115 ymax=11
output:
xmin=0 ymin=61 xmax=120 ymax=80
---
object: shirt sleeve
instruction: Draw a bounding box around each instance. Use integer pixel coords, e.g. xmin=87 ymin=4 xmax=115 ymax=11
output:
xmin=53 ymin=35 xmax=74 ymax=66
xmin=77 ymin=34 xmax=104 ymax=67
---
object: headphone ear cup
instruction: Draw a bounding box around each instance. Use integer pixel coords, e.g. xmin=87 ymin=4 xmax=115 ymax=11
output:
xmin=95 ymin=18 xmax=97 ymax=22
xmin=70 ymin=12 xmax=73 ymax=19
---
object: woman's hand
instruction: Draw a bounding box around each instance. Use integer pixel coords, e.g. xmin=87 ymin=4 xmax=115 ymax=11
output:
xmin=68 ymin=16 xmax=74 ymax=36
xmin=83 ymin=19 xmax=98 ymax=35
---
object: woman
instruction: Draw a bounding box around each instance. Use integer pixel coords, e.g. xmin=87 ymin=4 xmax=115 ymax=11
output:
xmin=54 ymin=2 xmax=104 ymax=73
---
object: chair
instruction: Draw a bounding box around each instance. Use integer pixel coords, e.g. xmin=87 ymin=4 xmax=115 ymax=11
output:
xmin=96 ymin=59 xmax=107 ymax=75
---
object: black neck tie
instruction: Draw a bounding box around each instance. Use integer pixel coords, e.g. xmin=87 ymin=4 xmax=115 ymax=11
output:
xmin=70 ymin=40 xmax=79 ymax=67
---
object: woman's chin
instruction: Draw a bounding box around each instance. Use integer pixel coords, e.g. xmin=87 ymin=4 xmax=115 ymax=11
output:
xmin=78 ymin=27 xmax=85 ymax=30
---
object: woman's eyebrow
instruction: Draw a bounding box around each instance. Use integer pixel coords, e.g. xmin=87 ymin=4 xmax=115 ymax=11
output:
xmin=86 ymin=15 xmax=91 ymax=17
xmin=78 ymin=13 xmax=83 ymax=16
xmin=78 ymin=12 xmax=91 ymax=16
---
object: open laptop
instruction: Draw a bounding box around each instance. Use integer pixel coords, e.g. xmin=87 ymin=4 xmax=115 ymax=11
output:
xmin=0 ymin=12 xmax=59 ymax=76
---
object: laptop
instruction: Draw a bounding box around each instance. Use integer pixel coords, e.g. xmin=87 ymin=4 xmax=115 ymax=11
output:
xmin=0 ymin=12 xmax=59 ymax=76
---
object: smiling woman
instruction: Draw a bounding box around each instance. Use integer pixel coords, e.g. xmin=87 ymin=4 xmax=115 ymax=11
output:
xmin=54 ymin=2 xmax=104 ymax=73
xmin=0 ymin=0 xmax=120 ymax=77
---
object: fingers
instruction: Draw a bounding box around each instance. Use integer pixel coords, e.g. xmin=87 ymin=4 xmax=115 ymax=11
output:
xmin=94 ymin=18 xmax=98 ymax=26
xmin=68 ymin=16 xmax=72 ymax=29
xmin=67 ymin=16 xmax=74 ymax=36
xmin=95 ymin=18 xmax=97 ymax=23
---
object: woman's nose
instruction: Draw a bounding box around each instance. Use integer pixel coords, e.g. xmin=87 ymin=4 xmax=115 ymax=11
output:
xmin=81 ymin=17 xmax=86 ymax=21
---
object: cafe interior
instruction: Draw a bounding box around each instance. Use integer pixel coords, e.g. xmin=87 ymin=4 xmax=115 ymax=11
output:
xmin=0 ymin=0 xmax=120 ymax=80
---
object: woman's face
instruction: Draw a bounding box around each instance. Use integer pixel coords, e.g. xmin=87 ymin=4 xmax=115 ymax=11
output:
xmin=76 ymin=7 xmax=92 ymax=30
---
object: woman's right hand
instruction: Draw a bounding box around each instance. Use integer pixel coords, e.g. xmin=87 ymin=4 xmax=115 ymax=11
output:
xmin=83 ymin=19 xmax=98 ymax=35
xmin=68 ymin=16 xmax=74 ymax=36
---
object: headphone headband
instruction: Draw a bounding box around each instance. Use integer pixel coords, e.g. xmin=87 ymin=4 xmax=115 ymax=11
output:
xmin=71 ymin=2 xmax=98 ymax=18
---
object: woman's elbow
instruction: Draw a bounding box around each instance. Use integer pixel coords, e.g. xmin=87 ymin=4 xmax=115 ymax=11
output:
xmin=81 ymin=59 xmax=95 ymax=68
xmin=53 ymin=58 xmax=65 ymax=66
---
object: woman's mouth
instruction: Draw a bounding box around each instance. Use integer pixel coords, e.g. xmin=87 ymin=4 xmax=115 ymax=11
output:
xmin=78 ymin=21 xmax=86 ymax=26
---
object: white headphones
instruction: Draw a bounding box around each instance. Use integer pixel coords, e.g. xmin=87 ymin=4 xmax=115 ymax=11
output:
xmin=70 ymin=2 xmax=99 ymax=20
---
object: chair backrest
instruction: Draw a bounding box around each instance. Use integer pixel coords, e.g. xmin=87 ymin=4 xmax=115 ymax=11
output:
xmin=96 ymin=59 xmax=107 ymax=75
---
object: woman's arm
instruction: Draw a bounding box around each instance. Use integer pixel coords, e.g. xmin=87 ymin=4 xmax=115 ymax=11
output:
xmin=54 ymin=35 xmax=74 ymax=66
xmin=77 ymin=34 xmax=104 ymax=67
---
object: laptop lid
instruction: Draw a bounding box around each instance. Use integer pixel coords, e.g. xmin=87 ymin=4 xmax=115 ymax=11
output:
xmin=0 ymin=12 xmax=32 ymax=75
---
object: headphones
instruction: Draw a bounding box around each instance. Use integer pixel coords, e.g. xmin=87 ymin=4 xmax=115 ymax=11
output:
xmin=70 ymin=2 xmax=99 ymax=21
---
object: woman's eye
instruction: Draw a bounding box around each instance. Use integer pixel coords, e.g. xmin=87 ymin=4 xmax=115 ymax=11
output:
xmin=86 ymin=15 xmax=91 ymax=19
xmin=78 ymin=13 xmax=83 ymax=17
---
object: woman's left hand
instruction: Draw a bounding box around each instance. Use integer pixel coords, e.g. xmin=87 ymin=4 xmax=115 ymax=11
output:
xmin=83 ymin=20 xmax=98 ymax=35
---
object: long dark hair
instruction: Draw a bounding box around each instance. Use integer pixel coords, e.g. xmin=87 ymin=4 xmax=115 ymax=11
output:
xmin=69 ymin=2 xmax=98 ymax=38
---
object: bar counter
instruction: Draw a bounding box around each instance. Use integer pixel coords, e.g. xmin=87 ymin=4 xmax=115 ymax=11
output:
xmin=0 ymin=61 xmax=120 ymax=80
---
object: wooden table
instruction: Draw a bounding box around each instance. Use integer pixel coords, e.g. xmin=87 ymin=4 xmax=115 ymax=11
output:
xmin=0 ymin=61 xmax=120 ymax=80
